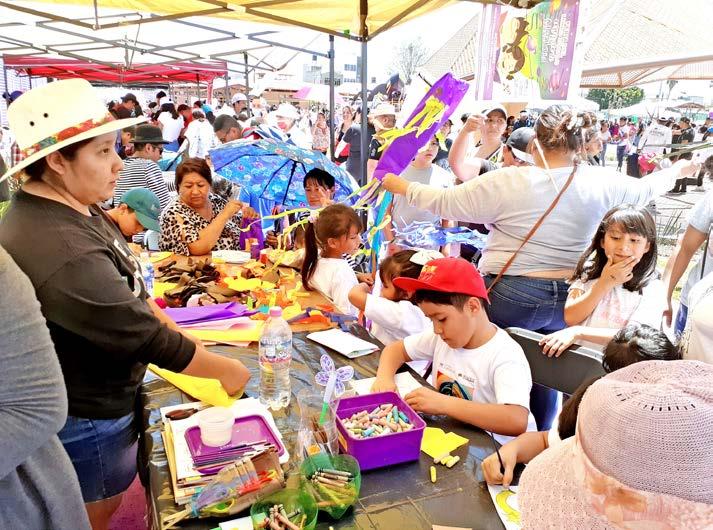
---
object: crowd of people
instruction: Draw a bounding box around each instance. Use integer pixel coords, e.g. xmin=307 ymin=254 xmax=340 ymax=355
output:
xmin=0 ymin=77 xmax=712 ymax=530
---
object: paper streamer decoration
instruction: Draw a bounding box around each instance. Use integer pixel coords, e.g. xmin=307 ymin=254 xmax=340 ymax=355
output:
xmin=393 ymin=221 xmax=489 ymax=249
xmin=372 ymin=72 xmax=469 ymax=182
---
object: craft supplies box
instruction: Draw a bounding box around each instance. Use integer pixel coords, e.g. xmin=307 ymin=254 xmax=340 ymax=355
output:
xmin=334 ymin=391 xmax=426 ymax=471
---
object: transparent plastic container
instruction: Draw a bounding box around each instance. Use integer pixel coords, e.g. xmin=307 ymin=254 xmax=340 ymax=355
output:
xmin=250 ymin=487 xmax=318 ymax=530
xmin=196 ymin=406 xmax=234 ymax=447
xmin=300 ymin=453 xmax=361 ymax=519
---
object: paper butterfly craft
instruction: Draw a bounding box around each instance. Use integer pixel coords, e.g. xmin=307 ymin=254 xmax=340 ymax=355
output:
xmin=315 ymin=354 xmax=354 ymax=399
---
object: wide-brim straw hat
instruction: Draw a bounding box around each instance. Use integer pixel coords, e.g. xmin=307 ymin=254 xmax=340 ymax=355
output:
xmin=518 ymin=360 xmax=713 ymax=529
xmin=1 ymin=78 xmax=145 ymax=182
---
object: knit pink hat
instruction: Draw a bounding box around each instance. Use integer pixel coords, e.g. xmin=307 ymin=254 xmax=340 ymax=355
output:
xmin=519 ymin=360 xmax=713 ymax=529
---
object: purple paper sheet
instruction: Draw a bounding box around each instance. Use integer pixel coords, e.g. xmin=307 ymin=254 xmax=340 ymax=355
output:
xmin=164 ymin=302 xmax=254 ymax=325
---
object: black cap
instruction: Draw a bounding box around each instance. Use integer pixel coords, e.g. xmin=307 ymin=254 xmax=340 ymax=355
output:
xmin=130 ymin=124 xmax=168 ymax=144
xmin=505 ymin=127 xmax=535 ymax=164
xmin=122 ymin=92 xmax=138 ymax=104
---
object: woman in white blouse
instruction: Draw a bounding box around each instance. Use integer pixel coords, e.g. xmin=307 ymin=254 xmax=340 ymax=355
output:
xmin=156 ymin=102 xmax=184 ymax=152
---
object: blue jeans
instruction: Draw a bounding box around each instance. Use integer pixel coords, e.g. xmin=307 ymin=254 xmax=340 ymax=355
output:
xmin=674 ymin=304 xmax=688 ymax=339
xmin=599 ymin=144 xmax=607 ymax=166
xmin=616 ymin=145 xmax=627 ymax=169
xmin=484 ymin=275 xmax=569 ymax=430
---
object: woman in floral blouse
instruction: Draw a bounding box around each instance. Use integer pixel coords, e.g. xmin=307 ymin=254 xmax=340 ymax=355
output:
xmin=159 ymin=158 xmax=258 ymax=255
xmin=311 ymin=111 xmax=330 ymax=154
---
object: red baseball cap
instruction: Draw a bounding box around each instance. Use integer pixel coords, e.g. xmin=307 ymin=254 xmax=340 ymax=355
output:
xmin=393 ymin=257 xmax=489 ymax=302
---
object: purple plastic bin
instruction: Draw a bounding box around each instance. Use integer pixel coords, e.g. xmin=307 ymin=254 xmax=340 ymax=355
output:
xmin=334 ymin=391 xmax=425 ymax=471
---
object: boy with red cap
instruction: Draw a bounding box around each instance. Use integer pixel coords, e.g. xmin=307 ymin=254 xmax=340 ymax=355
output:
xmin=372 ymin=257 xmax=536 ymax=441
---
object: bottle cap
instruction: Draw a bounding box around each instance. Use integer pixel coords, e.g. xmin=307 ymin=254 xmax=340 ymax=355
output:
xmin=268 ymin=306 xmax=283 ymax=317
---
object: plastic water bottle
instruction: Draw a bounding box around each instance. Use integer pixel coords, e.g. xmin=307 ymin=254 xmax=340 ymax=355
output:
xmin=259 ymin=307 xmax=293 ymax=410
xmin=139 ymin=252 xmax=154 ymax=297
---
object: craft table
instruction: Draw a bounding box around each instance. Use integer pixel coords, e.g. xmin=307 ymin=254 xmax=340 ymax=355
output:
xmin=139 ymin=326 xmax=504 ymax=530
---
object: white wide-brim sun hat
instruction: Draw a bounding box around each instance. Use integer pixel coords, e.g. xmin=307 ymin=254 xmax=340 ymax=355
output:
xmin=518 ymin=360 xmax=713 ymax=529
xmin=1 ymin=78 xmax=145 ymax=182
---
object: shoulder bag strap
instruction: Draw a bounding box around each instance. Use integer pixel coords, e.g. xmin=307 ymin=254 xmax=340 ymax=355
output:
xmin=487 ymin=165 xmax=578 ymax=293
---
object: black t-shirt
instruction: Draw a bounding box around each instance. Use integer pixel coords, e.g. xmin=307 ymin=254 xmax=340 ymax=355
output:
xmin=0 ymin=191 xmax=196 ymax=418
xmin=675 ymin=126 xmax=695 ymax=160
xmin=368 ymin=136 xmax=383 ymax=161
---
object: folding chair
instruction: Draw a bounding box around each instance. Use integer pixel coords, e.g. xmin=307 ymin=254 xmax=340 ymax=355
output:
xmin=506 ymin=327 xmax=606 ymax=395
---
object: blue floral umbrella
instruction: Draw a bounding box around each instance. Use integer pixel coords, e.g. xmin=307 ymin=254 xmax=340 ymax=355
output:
xmin=209 ymin=138 xmax=359 ymax=207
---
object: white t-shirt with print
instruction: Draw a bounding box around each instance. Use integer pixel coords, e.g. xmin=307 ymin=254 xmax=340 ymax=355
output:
xmin=404 ymin=326 xmax=537 ymax=444
xmin=310 ymin=257 xmax=358 ymax=316
xmin=569 ymin=276 xmax=665 ymax=349
xmin=364 ymin=294 xmax=430 ymax=345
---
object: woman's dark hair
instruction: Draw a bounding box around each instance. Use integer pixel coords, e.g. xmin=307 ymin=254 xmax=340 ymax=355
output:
xmin=535 ymin=105 xmax=597 ymax=154
xmin=156 ymin=90 xmax=167 ymax=99
xmin=570 ymin=204 xmax=657 ymax=292
xmin=303 ymin=168 xmax=335 ymax=190
xmin=301 ymin=204 xmax=361 ymax=290
xmin=148 ymin=102 xmax=158 ymax=110
xmin=175 ymin=157 xmax=212 ymax=189
xmin=177 ymin=104 xmax=190 ymax=113
xmin=161 ymin=102 xmax=179 ymax=120
xmin=411 ymin=289 xmax=484 ymax=311
xmin=379 ymin=250 xmax=422 ymax=301
xmin=23 ymin=138 xmax=94 ymax=181
xmin=558 ymin=375 xmax=601 ymax=439
xmin=603 ymin=323 xmax=679 ymax=372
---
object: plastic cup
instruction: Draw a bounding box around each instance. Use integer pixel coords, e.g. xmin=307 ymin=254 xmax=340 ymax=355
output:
xmin=296 ymin=388 xmax=339 ymax=459
xmin=300 ymin=454 xmax=361 ymax=520
xmin=250 ymin=487 xmax=318 ymax=530
xmin=196 ymin=406 xmax=234 ymax=447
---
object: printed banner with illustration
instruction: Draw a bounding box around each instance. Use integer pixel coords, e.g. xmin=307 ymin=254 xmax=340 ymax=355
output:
xmin=474 ymin=0 xmax=587 ymax=102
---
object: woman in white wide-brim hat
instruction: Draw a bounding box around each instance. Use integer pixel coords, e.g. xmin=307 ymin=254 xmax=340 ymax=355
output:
xmin=0 ymin=79 xmax=250 ymax=529
xmin=519 ymin=360 xmax=713 ymax=529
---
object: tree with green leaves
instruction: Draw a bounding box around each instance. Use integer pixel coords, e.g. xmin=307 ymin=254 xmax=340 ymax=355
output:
xmin=586 ymin=87 xmax=645 ymax=110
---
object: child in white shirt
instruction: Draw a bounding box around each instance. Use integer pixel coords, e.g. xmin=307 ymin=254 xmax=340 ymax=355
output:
xmin=348 ymin=249 xmax=443 ymax=345
xmin=372 ymin=257 xmax=536 ymax=442
xmin=482 ymin=323 xmax=679 ymax=488
xmin=540 ymin=204 xmax=664 ymax=355
xmin=301 ymin=204 xmax=362 ymax=316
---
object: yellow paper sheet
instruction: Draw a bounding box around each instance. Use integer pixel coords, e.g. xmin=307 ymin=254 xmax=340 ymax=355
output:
xmin=420 ymin=427 xmax=469 ymax=459
xmin=224 ymin=277 xmax=276 ymax=291
xmin=282 ymin=303 xmax=303 ymax=321
xmin=188 ymin=322 xmax=264 ymax=344
xmin=148 ymin=364 xmax=240 ymax=407
xmin=153 ymin=281 xmax=177 ymax=298
xmin=149 ymin=251 xmax=173 ymax=263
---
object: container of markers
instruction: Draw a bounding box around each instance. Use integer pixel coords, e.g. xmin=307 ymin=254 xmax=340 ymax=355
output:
xmin=300 ymin=454 xmax=361 ymax=519
xmin=334 ymin=391 xmax=426 ymax=471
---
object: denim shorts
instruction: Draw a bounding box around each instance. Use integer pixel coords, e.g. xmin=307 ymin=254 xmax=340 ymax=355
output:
xmin=58 ymin=413 xmax=138 ymax=502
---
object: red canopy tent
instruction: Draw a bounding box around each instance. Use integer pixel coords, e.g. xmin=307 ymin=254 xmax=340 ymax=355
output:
xmin=3 ymin=55 xmax=227 ymax=85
